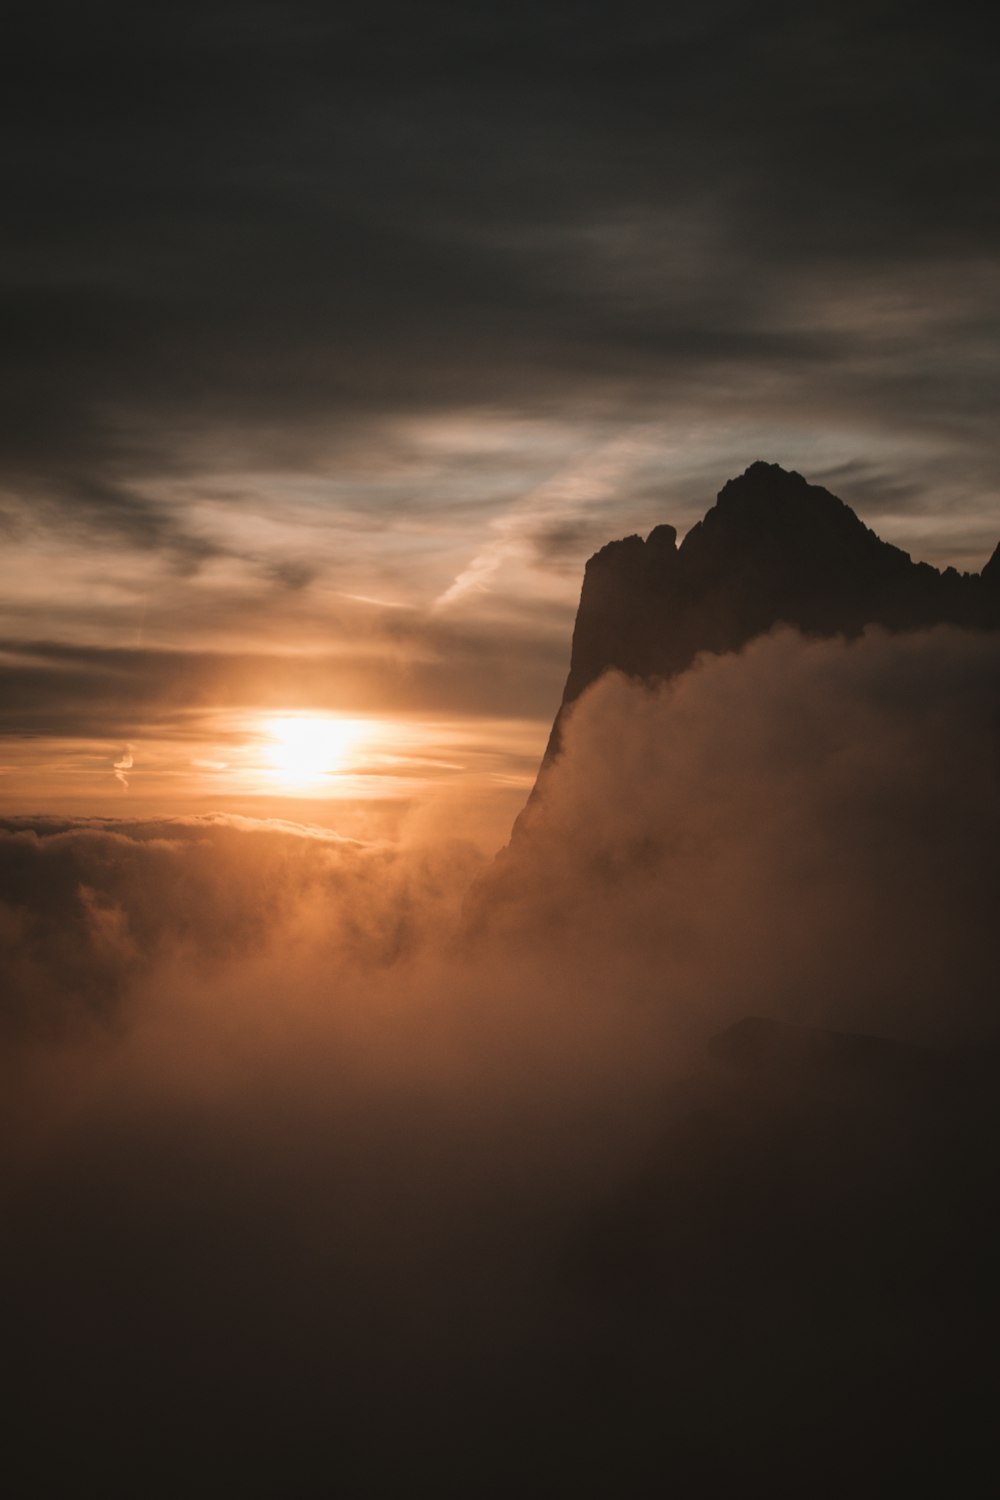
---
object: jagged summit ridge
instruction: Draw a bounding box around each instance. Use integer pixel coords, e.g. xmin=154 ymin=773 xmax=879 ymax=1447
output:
xmin=536 ymin=461 xmax=1000 ymax=775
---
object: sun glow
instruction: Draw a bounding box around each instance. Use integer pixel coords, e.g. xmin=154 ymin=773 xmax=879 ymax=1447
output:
xmin=261 ymin=714 xmax=367 ymax=787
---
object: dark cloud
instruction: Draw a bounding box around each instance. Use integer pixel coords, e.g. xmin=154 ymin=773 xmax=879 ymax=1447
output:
xmin=807 ymin=459 xmax=925 ymax=514
xmin=0 ymin=606 xmax=570 ymax=737
xmin=522 ymin=515 xmax=617 ymax=570
xmin=49 ymin=476 xmax=225 ymax=566
xmin=3 ymin=1 xmax=999 ymax=542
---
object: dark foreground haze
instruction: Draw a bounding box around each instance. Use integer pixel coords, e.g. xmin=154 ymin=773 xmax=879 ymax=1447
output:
xmin=5 ymin=613 xmax=1000 ymax=1494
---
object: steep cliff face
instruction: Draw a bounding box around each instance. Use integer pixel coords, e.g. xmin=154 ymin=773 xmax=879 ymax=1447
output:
xmin=536 ymin=461 xmax=1000 ymax=774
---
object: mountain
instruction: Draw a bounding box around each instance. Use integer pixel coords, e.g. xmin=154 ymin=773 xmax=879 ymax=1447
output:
xmin=535 ymin=461 xmax=1000 ymax=778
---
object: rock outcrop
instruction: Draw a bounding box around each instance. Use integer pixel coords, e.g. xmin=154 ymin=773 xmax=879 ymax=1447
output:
xmin=534 ymin=461 xmax=1000 ymax=778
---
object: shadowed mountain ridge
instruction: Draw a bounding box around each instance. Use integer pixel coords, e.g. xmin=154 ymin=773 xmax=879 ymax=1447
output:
xmin=537 ymin=460 xmax=1000 ymax=779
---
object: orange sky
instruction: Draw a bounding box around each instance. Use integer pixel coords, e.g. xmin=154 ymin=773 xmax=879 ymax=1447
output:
xmin=4 ymin=414 xmax=997 ymax=842
xmin=4 ymin=1 xmax=1000 ymax=841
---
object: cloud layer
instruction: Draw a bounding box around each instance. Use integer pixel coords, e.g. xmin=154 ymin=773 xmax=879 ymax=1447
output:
xmin=3 ymin=624 xmax=999 ymax=1489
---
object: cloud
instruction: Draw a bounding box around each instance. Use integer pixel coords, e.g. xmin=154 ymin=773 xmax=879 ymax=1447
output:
xmin=3 ymin=625 xmax=1000 ymax=1489
xmin=0 ymin=811 xmax=478 ymax=1042
xmin=435 ymin=429 xmax=658 ymax=606
xmin=5 ymin=1 xmax=1000 ymax=1474
xmin=3 ymin=2 xmax=999 ymax=568
xmin=488 ymin=624 xmax=1000 ymax=1043
xmin=112 ymin=744 xmax=133 ymax=788
xmin=8 ymin=623 xmax=997 ymax=1049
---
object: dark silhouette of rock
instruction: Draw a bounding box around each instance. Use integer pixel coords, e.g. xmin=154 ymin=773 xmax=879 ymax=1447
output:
xmin=534 ymin=461 xmax=1000 ymax=779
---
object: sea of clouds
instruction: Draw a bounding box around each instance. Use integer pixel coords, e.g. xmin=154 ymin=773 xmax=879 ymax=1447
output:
xmin=4 ymin=624 xmax=999 ymax=1493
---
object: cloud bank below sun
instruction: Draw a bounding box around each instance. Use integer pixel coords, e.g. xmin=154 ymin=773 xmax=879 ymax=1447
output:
xmin=4 ymin=619 xmax=998 ymax=1490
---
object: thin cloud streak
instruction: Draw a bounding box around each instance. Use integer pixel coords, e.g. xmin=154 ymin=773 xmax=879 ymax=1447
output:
xmin=434 ymin=429 xmax=660 ymax=608
xmin=112 ymin=745 xmax=133 ymax=789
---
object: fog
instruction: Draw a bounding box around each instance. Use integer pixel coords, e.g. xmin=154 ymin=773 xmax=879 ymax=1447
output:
xmin=4 ymin=625 xmax=999 ymax=1493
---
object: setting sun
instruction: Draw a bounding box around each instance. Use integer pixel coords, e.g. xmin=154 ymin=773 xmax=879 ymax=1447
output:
xmin=261 ymin=714 xmax=367 ymax=787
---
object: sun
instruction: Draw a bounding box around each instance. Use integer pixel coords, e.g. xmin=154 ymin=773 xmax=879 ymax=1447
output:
xmin=261 ymin=714 xmax=366 ymax=787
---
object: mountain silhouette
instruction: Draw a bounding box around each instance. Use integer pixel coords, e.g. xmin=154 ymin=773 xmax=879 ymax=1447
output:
xmin=534 ymin=461 xmax=1000 ymax=780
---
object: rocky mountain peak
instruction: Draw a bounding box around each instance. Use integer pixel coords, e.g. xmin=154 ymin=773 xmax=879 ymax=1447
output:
xmin=528 ymin=462 xmax=1000 ymax=789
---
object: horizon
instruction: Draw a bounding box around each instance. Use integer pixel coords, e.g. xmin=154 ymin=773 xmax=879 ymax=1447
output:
xmin=4 ymin=458 xmax=997 ymax=837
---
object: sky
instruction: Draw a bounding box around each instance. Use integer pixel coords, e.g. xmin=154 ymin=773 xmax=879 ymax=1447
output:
xmin=3 ymin=0 xmax=999 ymax=834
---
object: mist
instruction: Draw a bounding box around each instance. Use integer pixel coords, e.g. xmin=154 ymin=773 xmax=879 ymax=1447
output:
xmin=4 ymin=624 xmax=999 ymax=1494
